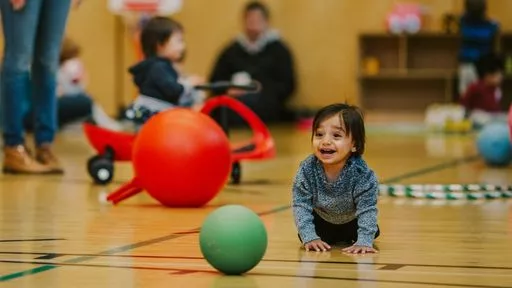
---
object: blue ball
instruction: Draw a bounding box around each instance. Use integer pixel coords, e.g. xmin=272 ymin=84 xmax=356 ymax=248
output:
xmin=476 ymin=122 xmax=512 ymax=166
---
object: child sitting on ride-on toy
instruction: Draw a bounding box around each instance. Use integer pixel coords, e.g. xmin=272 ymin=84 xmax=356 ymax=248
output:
xmin=125 ymin=16 xmax=205 ymax=124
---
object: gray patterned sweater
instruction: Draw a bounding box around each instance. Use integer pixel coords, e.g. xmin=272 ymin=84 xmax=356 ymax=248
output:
xmin=292 ymin=154 xmax=379 ymax=247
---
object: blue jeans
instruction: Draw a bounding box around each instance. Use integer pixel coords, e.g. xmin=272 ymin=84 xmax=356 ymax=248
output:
xmin=0 ymin=0 xmax=71 ymax=146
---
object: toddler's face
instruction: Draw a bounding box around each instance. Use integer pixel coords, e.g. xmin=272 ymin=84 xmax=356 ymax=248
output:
xmin=158 ymin=31 xmax=185 ymax=62
xmin=312 ymin=114 xmax=355 ymax=167
xmin=484 ymin=72 xmax=503 ymax=87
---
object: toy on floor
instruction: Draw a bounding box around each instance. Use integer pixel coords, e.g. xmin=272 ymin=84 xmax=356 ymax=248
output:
xmin=424 ymin=104 xmax=472 ymax=133
xmin=476 ymin=121 xmax=512 ymax=166
xmin=84 ymin=81 xmax=275 ymax=186
xmin=199 ymin=205 xmax=267 ymax=275
xmin=379 ymin=183 xmax=512 ymax=200
xmin=107 ymin=108 xmax=231 ymax=207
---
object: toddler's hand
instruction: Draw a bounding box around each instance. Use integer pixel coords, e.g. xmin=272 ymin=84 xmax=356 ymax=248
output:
xmin=304 ymin=239 xmax=331 ymax=252
xmin=342 ymin=245 xmax=378 ymax=254
xmin=188 ymin=75 xmax=205 ymax=86
xmin=227 ymin=88 xmax=246 ymax=97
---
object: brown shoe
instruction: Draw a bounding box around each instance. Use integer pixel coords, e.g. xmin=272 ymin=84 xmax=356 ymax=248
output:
xmin=3 ymin=145 xmax=54 ymax=174
xmin=36 ymin=144 xmax=64 ymax=174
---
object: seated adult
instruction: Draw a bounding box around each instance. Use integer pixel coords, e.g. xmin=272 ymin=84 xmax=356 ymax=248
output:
xmin=209 ymin=1 xmax=296 ymax=126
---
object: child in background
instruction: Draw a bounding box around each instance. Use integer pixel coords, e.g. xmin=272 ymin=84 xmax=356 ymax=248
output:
xmin=458 ymin=0 xmax=500 ymax=96
xmin=126 ymin=16 xmax=204 ymax=124
xmin=460 ymin=53 xmax=508 ymax=128
xmin=23 ymin=37 xmax=122 ymax=131
xmin=292 ymin=103 xmax=380 ymax=254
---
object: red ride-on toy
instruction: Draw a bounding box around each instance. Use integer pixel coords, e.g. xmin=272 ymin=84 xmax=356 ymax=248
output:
xmin=83 ymin=81 xmax=276 ymax=185
xmin=83 ymin=121 xmax=137 ymax=185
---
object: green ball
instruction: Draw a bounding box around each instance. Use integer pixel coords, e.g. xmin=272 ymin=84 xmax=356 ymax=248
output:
xmin=199 ymin=205 xmax=268 ymax=275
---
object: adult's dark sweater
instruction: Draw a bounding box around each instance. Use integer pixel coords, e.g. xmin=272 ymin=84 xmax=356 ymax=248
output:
xmin=209 ymin=29 xmax=296 ymax=123
xmin=128 ymin=56 xmax=184 ymax=105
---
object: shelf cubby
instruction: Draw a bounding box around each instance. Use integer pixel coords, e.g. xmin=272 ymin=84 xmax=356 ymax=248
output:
xmin=358 ymin=32 xmax=512 ymax=112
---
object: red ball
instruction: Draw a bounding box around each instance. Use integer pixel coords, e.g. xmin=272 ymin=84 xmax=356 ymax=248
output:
xmin=132 ymin=108 xmax=232 ymax=207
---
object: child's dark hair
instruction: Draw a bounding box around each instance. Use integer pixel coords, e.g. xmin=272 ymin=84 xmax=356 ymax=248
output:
xmin=476 ymin=52 xmax=504 ymax=79
xmin=140 ymin=16 xmax=183 ymax=58
xmin=60 ymin=37 xmax=81 ymax=64
xmin=312 ymin=103 xmax=366 ymax=155
xmin=244 ymin=1 xmax=270 ymax=19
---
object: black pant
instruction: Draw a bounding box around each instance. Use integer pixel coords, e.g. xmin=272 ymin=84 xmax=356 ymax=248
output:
xmin=299 ymin=211 xmax=380 ymax=245
xmin=24 ymin=93 xmax=92 ymax=130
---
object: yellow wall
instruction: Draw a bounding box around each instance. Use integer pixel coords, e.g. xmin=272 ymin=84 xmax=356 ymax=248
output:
xmin=1 ymin=0 xmax=511 ymax=115
xmin=66 ymin=2 xmax=118 ymax=115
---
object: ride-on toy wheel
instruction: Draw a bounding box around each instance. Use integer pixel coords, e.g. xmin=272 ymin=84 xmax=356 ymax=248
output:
xmin=231 ymin=161 xmax=241 ymax=184
xmin=87 ymin=147 xmax=115 ymax=185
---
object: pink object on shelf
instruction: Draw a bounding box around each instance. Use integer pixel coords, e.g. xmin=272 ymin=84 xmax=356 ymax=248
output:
xmin=386 ymin=3 xmax=424 ymax=34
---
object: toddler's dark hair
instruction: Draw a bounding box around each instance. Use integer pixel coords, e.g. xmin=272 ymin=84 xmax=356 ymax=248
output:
xmin=311 ymin=103 xmax=366 ymax=156
xmin=476 ymin=52 xmax=504 ymax=79
xmin=140 ymin=16 xmax=183 ymax=58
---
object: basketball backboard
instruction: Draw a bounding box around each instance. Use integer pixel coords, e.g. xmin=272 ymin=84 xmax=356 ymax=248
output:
xmin=108 ymin=0 xmax=182 ymax=15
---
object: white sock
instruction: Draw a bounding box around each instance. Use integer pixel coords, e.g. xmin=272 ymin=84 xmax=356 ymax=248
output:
xmin=92 ymin=103 xmax=124 ymax=131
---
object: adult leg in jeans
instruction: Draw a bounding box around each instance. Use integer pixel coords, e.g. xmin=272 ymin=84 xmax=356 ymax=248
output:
xmin=31 ymin=0 xmax=71 ymax=173
xmin=0 ymin=0 xmax=51 ymax=174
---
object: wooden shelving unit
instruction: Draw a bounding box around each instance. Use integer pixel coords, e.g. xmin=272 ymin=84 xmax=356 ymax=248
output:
xmin=358 ymin=32 xmax=512 ymax=112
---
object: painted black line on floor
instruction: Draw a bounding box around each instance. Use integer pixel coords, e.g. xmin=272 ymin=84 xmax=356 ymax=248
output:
xmin=379 ymin=264 xmax=406 ymax=270
xmin=35 ymin=254 xmax=64 ymax=260
xmin=0 ymin=238 xmax=66 ymax=243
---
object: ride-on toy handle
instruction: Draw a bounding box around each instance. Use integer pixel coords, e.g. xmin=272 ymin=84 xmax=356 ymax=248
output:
xmin=194 ymin=81 xmax=260 ymax=94
xmin=194 ymin=80 xmax=261 ymax=136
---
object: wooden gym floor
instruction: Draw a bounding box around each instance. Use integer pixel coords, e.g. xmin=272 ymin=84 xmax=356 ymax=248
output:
xmin=1 ymin=117 xmax=511 ymax=288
